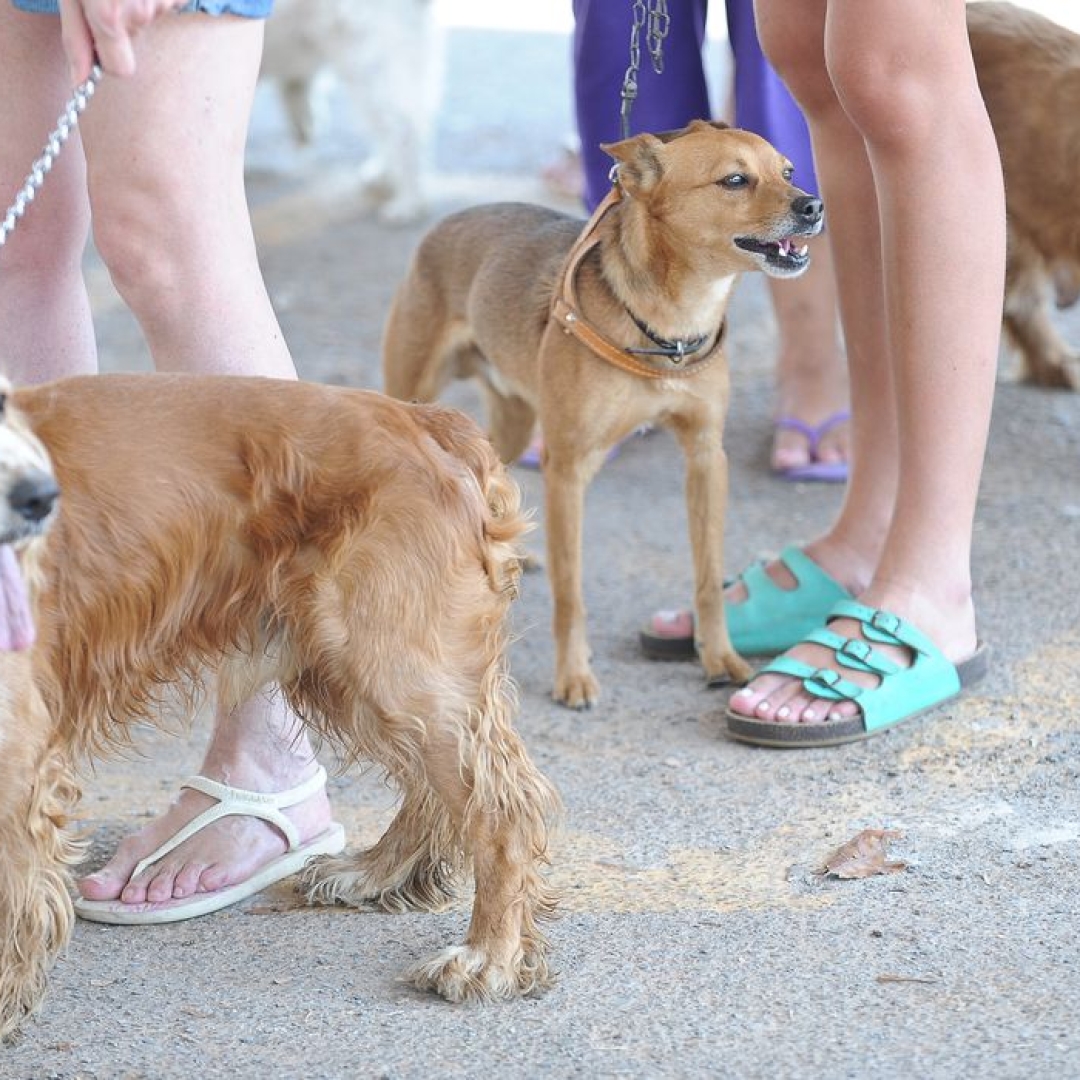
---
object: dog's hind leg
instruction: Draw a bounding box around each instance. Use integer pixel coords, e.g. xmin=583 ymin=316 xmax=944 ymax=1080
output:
xmin=402 ymin=706 xmax=560 ymax=1002
xmin=298 ymin=777 xmax=461 ymax=914
xmin=481 ymin=385 xmax=536 ymax=465
xmin=1003 ymin=237 xmax=1080 ymax=389
xmin=298 ymin=693 xmax=560 ymax=1001
xmin=381 ymin=280 xmax=461 ymax=405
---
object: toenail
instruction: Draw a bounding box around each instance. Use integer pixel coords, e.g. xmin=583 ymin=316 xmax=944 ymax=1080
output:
xmin=777 ymin=706 xmax=790 ymax=720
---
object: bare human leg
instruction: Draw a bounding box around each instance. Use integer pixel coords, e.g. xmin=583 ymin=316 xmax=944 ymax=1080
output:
xmin=768 ymin=239 xmax=850 ymax=477
xmin=77 ymin=14 xmax=335 ymax=905
xmin=728 ymin=0 xmax=1003 ymax=730
xmin=0 ymin=4 xmax=335 ymax=905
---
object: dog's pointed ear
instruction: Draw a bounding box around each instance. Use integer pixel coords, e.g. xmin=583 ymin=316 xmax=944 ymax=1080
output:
xmin=600 ymin=132 xmax=667 ymax=196
xmin=653 ymin=119 xmax=732 ymax=144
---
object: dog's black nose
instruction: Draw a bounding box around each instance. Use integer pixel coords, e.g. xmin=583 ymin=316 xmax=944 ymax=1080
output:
xmin=792 ymin=194 xmax=824 ymax=226
xmin=9 ymin=470 xmax=59 ymax=523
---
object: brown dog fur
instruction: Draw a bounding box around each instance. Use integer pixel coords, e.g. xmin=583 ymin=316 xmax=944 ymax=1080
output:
xmin=382 ymin=120 xmax=823 ymax=707
xmin=0 ymin=372 xmax=560 ymax=1040
xmin=969 ymin=1 xmax=1080 ymax=389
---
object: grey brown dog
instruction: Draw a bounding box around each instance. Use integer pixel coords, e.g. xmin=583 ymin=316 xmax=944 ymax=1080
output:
xmin=383 ymin=120 xmax=823 ymax=708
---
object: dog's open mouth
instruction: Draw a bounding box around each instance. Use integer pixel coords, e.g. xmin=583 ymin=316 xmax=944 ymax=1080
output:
xmin=0 ymin=543 xmax=35 ymax=651
xmin=734 ymin=235 xmax=810 ymax=276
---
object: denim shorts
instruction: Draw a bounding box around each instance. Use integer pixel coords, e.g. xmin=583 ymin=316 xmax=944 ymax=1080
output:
xmin=12 ymin=0 xmax=272 ymax=15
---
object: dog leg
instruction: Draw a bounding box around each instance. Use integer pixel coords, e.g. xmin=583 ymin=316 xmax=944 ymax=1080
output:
xmin=382 ymin=288 xmax=461 ymax=406
xmin=277 ymin=75 xmax=328 ymax=147
xmin=481 ymin=387 xmax=536 ymax=465
xmin=1003 ymin=258 xmax=1080 ymax=390
xmin=338 ymin=63 xmax=431 ymax=225
xmin=298 ymin=784 xmax=460 ymax=913
xmin=403 ymin=718 xmax=559 ymax=1002
xmin=0 ymin=673 xmax=81 ymax=1041
xmin=543 ymin=447 xmax=606 ymax=708
xmin=1004 ymin=305 xmax=1080 ymax=390
xmin=673 ymin=422 xmax=754 ymax=686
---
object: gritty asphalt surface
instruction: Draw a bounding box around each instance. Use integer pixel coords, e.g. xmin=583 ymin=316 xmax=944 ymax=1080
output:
xmin=6 ymin=11 xmax=1080 ymax=1080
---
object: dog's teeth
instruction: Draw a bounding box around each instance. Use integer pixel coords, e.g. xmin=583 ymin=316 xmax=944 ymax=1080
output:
xmin=797 ymin=245 xmax=808 ymax=256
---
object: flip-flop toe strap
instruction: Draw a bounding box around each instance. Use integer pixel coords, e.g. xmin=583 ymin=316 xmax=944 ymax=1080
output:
xmin=130 ymin=766 xmax=328 ymax=879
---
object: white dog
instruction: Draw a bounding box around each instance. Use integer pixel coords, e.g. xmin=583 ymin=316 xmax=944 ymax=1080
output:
xmin=260 ymin=0 xmax=443 ymax=224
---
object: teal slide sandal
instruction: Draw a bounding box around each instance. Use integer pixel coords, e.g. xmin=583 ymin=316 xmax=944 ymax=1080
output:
xmin=725 ymin=600 xmax=990 ymax=748
xmin=639 ymin=546 xmax=852 ymax=660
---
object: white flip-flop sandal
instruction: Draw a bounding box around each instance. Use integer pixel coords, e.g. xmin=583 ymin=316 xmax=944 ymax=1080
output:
xmin=74 ymin=765 xmax=346 ymax=925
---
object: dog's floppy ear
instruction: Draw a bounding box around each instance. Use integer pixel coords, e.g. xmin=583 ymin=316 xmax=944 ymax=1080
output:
xmin=600 ymin=132 xmax=667 ymax=196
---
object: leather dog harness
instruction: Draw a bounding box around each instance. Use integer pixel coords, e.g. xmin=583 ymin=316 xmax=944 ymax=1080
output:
xmin=548 ymin=185 xmax=725 ymax=380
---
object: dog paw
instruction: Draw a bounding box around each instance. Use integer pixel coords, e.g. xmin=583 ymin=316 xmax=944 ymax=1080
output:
xmin=702 ymin=651 xmax=754 ymax=687
xmin=297 ymin=854 xmax=367 ymax=907
xmin=406 ymin=944 xmax=552 ymax=1002
xmin=553 ymin=670 xmax=599 ymax=710
xmin=297 ymin=853 xmax=457 ymax=913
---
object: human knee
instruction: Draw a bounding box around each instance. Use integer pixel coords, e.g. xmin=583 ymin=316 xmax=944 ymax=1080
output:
xmin=90 ymin=187 xmax=190 ymax=314
xmin=754 ymin=3 xmax=835 ymax=118
xmin=824 ymin=47 xmax=940 ymax=150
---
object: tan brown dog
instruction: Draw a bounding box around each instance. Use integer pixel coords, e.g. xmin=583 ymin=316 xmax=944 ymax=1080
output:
xmin=0 ymin=372 xmax=559 ymax=1041
xmin=969 ymin=1 xmax=1080 ymax=389
xmin=382 ymin=120 xmax=823 ymax=708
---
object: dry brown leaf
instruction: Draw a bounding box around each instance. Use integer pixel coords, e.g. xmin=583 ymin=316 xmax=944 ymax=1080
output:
xmin=818 ymin=828 xmax=907 ymax=879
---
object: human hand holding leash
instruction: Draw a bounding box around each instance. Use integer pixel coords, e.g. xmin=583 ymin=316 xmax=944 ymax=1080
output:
xmin=59 ymin=0 xmax=186 ymax=82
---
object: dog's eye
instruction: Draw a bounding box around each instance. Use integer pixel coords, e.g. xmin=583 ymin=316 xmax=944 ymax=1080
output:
xmin=718 ymin=173 xmax=749 ymax=189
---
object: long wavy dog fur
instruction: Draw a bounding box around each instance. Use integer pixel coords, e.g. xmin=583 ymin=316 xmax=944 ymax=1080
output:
xmin=0 ymin=372 xmax=559 ymax=1040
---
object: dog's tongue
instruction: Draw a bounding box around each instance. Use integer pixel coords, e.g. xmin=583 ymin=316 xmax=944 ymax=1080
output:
xmin=0 ymin=544 xmax=35 ymax=651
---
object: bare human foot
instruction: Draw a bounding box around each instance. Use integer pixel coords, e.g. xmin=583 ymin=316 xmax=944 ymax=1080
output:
xmin=644 ymin=540 xmax=867 ymax=647
xmin=770 ymin=345 xmax=850 ymax=475
xmin=77 ymin=694 xmax=336 ymax=907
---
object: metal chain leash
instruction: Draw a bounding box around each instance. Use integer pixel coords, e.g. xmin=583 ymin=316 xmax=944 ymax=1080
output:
xmin=619 ymin=0 xmax=670 ymax=139
xmin=0 ymin=64 xmax=103 ymax=250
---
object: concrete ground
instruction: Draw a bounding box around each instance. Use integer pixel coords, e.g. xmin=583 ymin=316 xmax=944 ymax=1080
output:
xmin=6 ymin=6 xmax=1080 ymax=1079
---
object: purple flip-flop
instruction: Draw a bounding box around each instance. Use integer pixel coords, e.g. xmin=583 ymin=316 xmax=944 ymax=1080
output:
xmin=772 ymin=410 xmax=850 ymax=483
xmin=517 ymin=424 xmax=654 ymax=471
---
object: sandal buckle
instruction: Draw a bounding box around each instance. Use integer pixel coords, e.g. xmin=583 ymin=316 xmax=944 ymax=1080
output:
xmin=839 ymin=639 xmax=872 ymax=663
xmin=870 ymin=610 xmax=901 ymax=637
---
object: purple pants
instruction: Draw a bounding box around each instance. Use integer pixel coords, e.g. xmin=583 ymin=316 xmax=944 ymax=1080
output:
xmin=572 ymin=0 xmax=818 ymax=211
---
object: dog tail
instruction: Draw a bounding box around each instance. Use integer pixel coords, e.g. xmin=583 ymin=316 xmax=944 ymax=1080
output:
xmin=411 ymin=402 xmax=530 ymax=595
